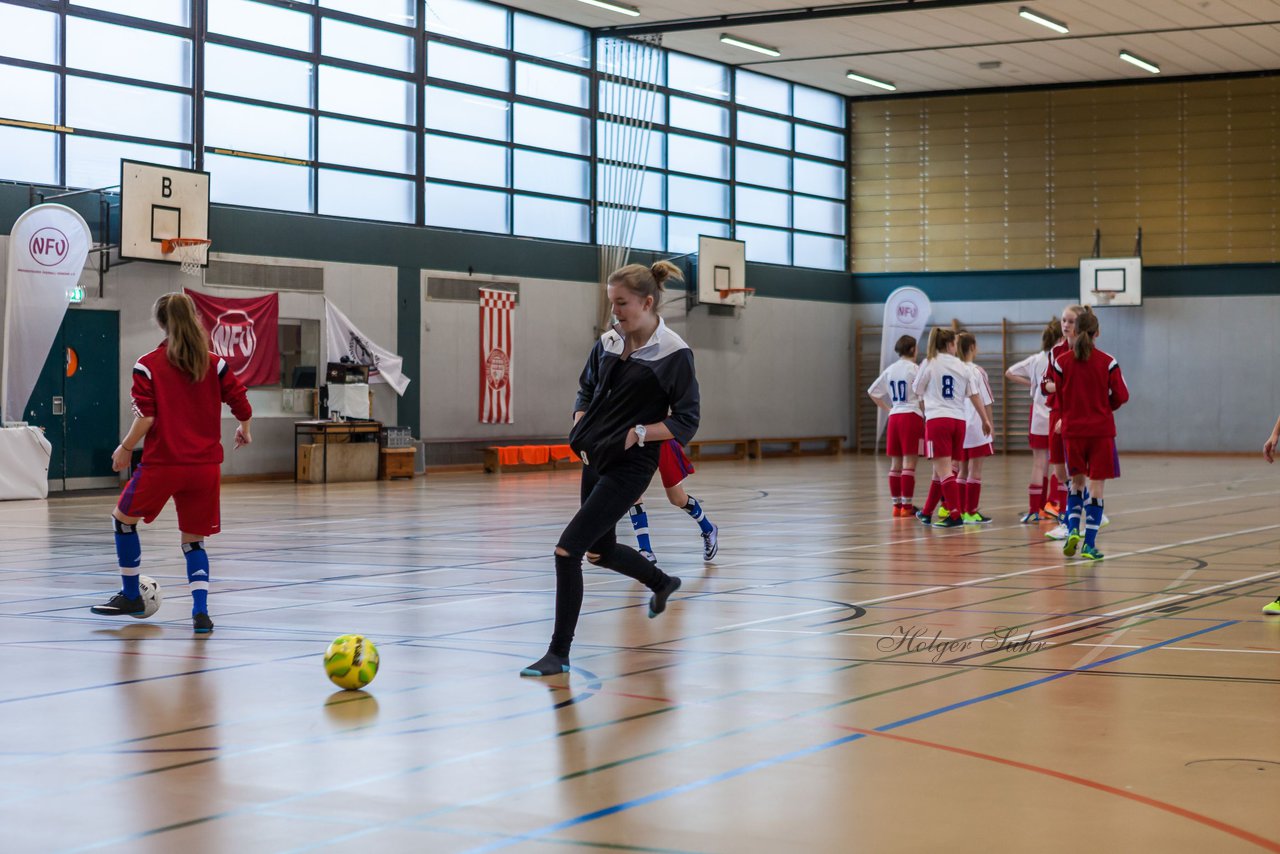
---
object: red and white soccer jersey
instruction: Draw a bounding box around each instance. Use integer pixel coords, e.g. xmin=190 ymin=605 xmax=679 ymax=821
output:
xmin=1008 ymin=350 xmax=1052 ymax=437
xmin=962 ymin=362 xmax=994 ymax=451
xmin=131 ymin=343 xmax=252 ymax=465
xmin=913 ymin=353 xmax=973 ymax=422
xmin=1048 ymin=344 xmax=1129 ymax=480
xmin=867 ymin=358 xmax=922 ymax=417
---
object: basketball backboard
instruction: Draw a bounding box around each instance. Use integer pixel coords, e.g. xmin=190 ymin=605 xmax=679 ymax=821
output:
xmin=120 ymin=160 xmax=210 ymax=265
xmin=694 ymin=235 xmax=748 ymax=307
xmin=1079 ymin=257 xmax=1142 ymax=307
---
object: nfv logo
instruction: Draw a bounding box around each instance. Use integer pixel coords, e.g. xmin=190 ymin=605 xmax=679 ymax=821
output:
xmin=29 ymin=227 xmax=70 ymax=267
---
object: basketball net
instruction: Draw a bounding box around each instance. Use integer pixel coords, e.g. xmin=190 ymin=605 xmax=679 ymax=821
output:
xmin=162 ymin=238 xmax=211 ymax=277
xmin=595 ymin=34 xmax=663 ymax=336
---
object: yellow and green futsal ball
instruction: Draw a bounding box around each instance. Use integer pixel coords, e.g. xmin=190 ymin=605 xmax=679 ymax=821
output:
xmin=324 ymin=634 xmax=379 ymax=690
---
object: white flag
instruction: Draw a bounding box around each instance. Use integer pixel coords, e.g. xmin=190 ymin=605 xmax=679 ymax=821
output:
xmin=2 ymin=204 xmax=92 ymax=422
xmin=324 ymin=299 xmax=410 ymax=396
xmin=876 ymin=287 xmax=931 ymax=443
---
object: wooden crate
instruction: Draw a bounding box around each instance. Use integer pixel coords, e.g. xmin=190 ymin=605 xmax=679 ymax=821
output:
xmin=379 ymin=448 xmax=415 ymax=480
xmin=297 ymin=442 xmax=379 ymax=483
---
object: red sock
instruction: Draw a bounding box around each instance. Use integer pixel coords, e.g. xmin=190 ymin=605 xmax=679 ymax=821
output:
xmin=1028 ymin=482 xmax=1044 ymax=514
xmin=901 ymin=471 xmax=916 ymax=505
xmin=1047 ymin=475 xmax=1060 ymax=505
xmin=1040 ymin=477 xmax=1049 ymax=506
xmin=923 ymin=478 xmax=942 ymax=514
xmin=888 ymin=469 xmax=902 ymax=502
xmin=941 ymin=475 xmax=961 ymax=516
xmin=969 ymin=479 xmax=982 ymax=514
xmin=1058 ymin=482 xmax=1068 ymax=510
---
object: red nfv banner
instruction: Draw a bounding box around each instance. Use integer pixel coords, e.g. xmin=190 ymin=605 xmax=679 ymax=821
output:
xmin=479 ymin=288 xmax=515 ymax=424
xmin=185 ymin=289 xmax=280 ymax=387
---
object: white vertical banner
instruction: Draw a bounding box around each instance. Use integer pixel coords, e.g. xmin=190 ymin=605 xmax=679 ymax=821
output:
xmin=876 ymin=287 xmax=931 ymax=443
xmin=2 ymin=204 xmax=91 ymax=422
xmin=478 ymin=288 xmax=514 ymax=424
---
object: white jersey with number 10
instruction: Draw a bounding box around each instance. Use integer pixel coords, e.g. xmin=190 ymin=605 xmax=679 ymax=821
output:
xmin=867 ymin=359 xmax=921 ymax=417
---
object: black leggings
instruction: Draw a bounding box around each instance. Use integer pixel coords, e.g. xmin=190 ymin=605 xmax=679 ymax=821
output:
xmin=549 ymin=457 xmax=670 ymax=657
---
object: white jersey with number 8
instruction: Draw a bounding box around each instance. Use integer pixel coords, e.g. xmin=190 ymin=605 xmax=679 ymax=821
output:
xmin=913 ymin=353 xmax=972 ymax=421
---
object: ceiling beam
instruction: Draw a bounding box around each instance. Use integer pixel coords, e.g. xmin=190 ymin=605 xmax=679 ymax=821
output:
xmin=595 ymin=0 xmax=1011 ymax=37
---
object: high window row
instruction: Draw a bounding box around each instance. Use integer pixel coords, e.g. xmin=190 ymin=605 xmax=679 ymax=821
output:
xmin=0 ymin=0 xmax=848 ymax=270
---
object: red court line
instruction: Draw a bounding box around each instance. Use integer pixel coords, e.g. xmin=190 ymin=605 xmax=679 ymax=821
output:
xmin=836 ymin=726 xmax=1280 ymax=853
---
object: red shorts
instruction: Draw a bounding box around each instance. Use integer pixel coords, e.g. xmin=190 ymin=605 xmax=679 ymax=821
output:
xmin=117 ymin=463 xmax=222 ymax=536
xmin=1028 ymin=433 xmax=1050 ymax=450
xmin=1065 ymin=435 xmax=1120 ymax=481
xmin=658 ymin=439 xmax=695 ymax=489
xmin=925 ymin=417 xmax=966 ymax=460
xmin=1048 ymin=424 xmax=1066 ymax=465
xmin=962 ymin=442 xmax=994 ymax=461
xmin=885 ymin=412 xmax=925 ymax=458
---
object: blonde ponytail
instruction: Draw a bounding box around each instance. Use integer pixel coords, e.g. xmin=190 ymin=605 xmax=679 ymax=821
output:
xmin=154 ymin=293 xmax=210 ymax=382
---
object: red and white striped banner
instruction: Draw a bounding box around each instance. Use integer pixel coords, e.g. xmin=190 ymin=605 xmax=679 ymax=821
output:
xmin=479 ymin=288 xmax=515 ymax=423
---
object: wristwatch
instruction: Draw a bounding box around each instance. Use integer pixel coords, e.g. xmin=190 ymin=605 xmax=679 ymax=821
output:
xmin=634 ymin=424 xmax=646 ymax=447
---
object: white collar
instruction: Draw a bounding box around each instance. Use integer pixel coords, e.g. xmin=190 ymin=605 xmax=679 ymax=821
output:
xmin=603 ymin=316 xmax=666 ymax=355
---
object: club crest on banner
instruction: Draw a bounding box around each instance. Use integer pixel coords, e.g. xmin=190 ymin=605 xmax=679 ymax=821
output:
xmin=29 ymin=227 xmax=71 ymax=267
xmin=211 ymin=310 xmax=257 ymax=361
xmin=486 ymin=348 xmax=509 ymax=390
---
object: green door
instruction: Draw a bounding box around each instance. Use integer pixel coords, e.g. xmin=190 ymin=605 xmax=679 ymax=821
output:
xmin=25 ymin=309 xmax=120 ymax=490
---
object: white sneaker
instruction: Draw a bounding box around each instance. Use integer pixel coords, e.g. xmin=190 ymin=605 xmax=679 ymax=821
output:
xmin=1045 ymin=523 xmax=1068 ymax=541
xmin=639 ymin=549 xmax=657 ymax=563
xmin=1100 ymin=513 xmax=1110 ymax=528
xmin=701 ymin=523 xmax=718 ymax=561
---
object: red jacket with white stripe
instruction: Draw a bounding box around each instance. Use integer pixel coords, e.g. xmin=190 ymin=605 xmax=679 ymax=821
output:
xmin=1046 ymin=344 xmax=1129 ymax=438
xmin=131 ymin=342 xmax=252 ymax=465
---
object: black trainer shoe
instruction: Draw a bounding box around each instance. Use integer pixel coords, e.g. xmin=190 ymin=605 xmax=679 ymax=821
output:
xmin=90 ymin=592 xmax=145 ymax=616
xmin=648 ymin=575 xmax=682 ymax=618
xmin=193 ymin=612 xmax=214 ymax=634
xmin=520 ymin=651 xmax=570 ymax=677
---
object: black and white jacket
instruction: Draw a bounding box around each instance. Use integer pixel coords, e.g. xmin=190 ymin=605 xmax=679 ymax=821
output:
xmin=569 ymin=317 xmax=700 ymax=473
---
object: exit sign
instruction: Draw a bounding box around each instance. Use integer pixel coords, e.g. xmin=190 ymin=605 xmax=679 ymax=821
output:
xmin=68 ymin=286 xmax=85 ymax=304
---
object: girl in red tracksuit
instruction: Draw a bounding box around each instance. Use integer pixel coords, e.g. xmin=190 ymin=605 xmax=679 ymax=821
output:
xmin=91 ymin=293 xmax=253 ymax=633
xmin=1045 ymin=308 xmax=1129 ymax=560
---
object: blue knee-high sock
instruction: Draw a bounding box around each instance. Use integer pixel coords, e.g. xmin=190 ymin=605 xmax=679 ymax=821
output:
xmin=1084 ymin=499 xmax=1103 ymax=549
xmin=628 ymin=504 xmax=653 ymax=554
xmin=683 ymin=496 xmax=714 ymax=534
xmin=113 ymin=517 xmax=141 ymax=599
xmin=1065 ymin=488 xmax=1085 ymax=535
xmin=183 ymin=542 xmax=209 ymax=615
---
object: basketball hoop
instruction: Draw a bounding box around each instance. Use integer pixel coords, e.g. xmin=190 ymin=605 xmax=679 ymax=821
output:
xmin=1091 ymin=290 xmax=1116 ymax=306
xmin=718 ymin=287 xmax=756 ymax=304
xmin=161 ymin=238 xmax=211 ymax=276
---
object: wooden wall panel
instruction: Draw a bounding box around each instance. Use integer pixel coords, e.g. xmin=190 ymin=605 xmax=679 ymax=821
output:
xmin=851 ymin=75 xmax=1280 ymax=272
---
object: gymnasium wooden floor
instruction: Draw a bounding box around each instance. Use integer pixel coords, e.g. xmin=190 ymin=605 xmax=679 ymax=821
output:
xmin=1 ymin=455 xmax=1277 ymax=853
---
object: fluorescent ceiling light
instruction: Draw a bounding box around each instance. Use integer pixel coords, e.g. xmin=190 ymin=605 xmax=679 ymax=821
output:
xmin=846 ymin=70 xmax=896 ymax=91
xmin=575 ymin=0 xmax=640 ymax=17
xmin=1018 ymin=6 xmax=1069 ymax=34
xmin=1119 ymin=49 xmax=1160 ymax=73
xmin=719 ymin=34 xmax=780 ymax=57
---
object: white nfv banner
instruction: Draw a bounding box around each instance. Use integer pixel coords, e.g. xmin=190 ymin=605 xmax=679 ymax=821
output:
xmin=2 ymin=204 xmax=92 ymax=422
xmin=324 ymin=299 xmax=410 ymax=395
xmin=876 ymin=287 xmax=931 ymax=442
xmin=478 ymin=288 xmax=515 ymax=424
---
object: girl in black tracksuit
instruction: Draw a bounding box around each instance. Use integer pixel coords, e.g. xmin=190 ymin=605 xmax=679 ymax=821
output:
xmin=522 ymin=261 xmax=700 ymax=677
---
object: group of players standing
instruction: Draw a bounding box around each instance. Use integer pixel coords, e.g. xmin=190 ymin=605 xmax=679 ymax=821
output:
xmin=868 ymin=304 xmax=1128 ymax=560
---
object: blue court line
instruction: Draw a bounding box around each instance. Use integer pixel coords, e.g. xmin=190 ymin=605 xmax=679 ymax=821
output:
xmin=460 ymin=619 xmax=1238 ymax=854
